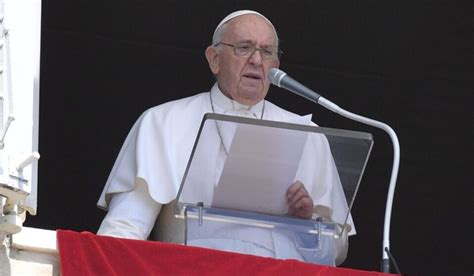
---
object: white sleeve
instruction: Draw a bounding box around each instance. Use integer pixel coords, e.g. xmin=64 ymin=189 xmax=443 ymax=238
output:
xmin=296 ymin=133 xmax=356 ymax=234
xmin=334 ymin=225 xmax=349 ymax=266
xmin=97 ymin=181 xmax=162 ymax=240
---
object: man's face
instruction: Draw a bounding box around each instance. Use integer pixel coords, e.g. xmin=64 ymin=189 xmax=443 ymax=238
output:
xmin=206 ymin=15 xmax=280 ymax=106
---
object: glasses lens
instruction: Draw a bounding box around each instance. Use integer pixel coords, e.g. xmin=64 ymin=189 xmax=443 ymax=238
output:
xmin=261 ymin=47 xmax=277 ymax=60
xmin=231 ymin=42 xmax=279 ymax=61
xmin=234 ymin=43 xmax=254 ymax=56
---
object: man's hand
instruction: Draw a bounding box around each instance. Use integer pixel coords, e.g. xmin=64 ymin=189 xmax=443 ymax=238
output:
xmin=287 ymin=181 xmax=314 ymax=219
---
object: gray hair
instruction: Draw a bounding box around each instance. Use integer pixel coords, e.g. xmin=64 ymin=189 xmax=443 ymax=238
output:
xmin=212 ymin=21 xmax=229 ymax=46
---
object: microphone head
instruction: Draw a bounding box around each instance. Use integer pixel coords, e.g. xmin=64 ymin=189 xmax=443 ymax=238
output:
xmin=268 ymin=68 xmax=286 ymax=87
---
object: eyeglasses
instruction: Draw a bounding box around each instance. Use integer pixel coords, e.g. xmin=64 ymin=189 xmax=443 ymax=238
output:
xmin=215 ymin=42 xmax=282 ymax=61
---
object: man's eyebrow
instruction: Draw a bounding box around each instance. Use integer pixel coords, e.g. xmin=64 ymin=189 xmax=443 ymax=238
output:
xmin=235 ymin=40 xmax=275 ymax=48
xmin=234 ymin=39 xmax=254 ymax=44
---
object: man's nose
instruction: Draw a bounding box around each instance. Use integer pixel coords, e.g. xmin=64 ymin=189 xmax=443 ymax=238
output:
xmin=248 ymin=49 xmax=263 ymax=65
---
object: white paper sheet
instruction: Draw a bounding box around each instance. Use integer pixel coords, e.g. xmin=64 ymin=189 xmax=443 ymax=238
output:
xmin=212 ymin=120 xmax=310 ymax=215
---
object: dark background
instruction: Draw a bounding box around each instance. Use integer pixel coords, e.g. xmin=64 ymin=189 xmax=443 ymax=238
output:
xmin=27 ymin=0 xmax=473 ymax=274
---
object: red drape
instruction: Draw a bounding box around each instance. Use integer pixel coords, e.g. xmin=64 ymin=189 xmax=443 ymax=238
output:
xmin=57 ymin=230 xmax=395 ymax=276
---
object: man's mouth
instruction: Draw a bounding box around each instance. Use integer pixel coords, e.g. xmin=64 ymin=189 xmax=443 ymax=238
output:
xmin=243 ymin=73 xmax=262 ymax=80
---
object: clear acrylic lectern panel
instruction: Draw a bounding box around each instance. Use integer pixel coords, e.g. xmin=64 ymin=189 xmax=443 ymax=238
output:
xmin=175 ymin=113 xmax=373 ymax=265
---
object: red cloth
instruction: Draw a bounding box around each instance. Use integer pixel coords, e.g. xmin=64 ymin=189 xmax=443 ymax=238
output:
xmin=57 ymin=230 xmax=394 ymax=276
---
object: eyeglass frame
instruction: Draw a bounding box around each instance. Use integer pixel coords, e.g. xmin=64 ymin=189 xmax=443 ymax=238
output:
xmin=214 ymin=42 xmax=283 ymax=61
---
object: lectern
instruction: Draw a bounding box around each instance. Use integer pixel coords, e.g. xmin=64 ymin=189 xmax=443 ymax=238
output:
xmin=175 ymin=113 xmax=373 ymax=266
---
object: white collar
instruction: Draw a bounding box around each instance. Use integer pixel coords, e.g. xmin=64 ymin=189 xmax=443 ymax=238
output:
xmin=210 ymin=83 xmax=265 ymax=118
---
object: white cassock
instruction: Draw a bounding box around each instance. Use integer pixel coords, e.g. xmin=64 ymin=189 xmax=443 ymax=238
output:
xmin=97 ymin=83 xmax=355 ymax=265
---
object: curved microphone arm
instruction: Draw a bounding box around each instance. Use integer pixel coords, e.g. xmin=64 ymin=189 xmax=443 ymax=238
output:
xmin=269 ymin=68 xmax=399 ymax=273
xmin=318 ymin=97 xmax=399 ymax=273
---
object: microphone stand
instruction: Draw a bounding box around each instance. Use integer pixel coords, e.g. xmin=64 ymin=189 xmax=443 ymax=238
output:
xmin=269 ymin=68 xmax=400 ymax=272
xmin=317 ymin=97 xmax=400 ymax=273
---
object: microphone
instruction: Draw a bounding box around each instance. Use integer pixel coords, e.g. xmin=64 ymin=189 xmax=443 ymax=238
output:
xmin=269 ymin=68 xmax=400 ymax=274
xmin=268 ymin=68 xmax=321 ymax=103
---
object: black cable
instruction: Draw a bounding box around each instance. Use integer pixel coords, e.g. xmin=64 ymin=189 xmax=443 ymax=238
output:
xmin=385 ymin=247 xmax=401 ymax=274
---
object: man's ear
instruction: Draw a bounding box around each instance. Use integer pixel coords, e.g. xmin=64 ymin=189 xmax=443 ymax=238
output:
xmin=205 ymin=46 xmax=219 ymax=75
xmin=273 ymin=59 xmax=280 ymax=70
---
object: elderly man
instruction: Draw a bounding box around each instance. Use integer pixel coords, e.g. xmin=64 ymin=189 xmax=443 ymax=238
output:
xmin=97 ymin=10 xmax=353 ymax=265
